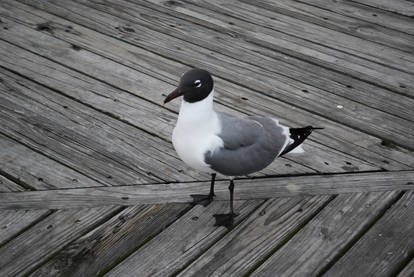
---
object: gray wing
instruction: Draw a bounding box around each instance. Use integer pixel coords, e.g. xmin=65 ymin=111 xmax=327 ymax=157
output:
xmin=205 ymin=112 xmax=288 ymax=176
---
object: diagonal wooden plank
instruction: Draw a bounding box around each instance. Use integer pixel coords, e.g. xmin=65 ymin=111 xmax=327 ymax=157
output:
xmin=0 ymin=0 xmax=411 ymax=173
xmin=351 ymin=0 xmax=414 ymax=17
xmin=0 ymin=133 xmax=104 ymax=189
xmin=263 ymin=0 xmax=414 ymax=35
xmin=136 ymin=0 xmax=414 ymax=96
xmin=238 ymin=0 xmax=414 ymax=52
xmin=0 ymin=206 xmax=119 ymax=277
xmin=0 ymin=17 xmax=375 ymax=176
xmin=12 ymin=0 xmax=414 ymax=150
xmin=323 ymin=191 xmax=414 ymax=277
xmin=0 ymin=68 xmax=206 ymax=182
xmin=249 ymin=191 xmax=400 ymax=276
xmin=1 ymin=171 xmax=413 ymax=209
xmin=104 ymin=199 xmax=264 ymax=276
xmin=29 ymin=203 xmax=189 ymax=277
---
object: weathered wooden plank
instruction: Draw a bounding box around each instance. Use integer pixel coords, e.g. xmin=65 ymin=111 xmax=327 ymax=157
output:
xmin=397 ymin=258 xmax=414 ymax=277
xmin=138 ymin=0 xmax=414 ymax=115
xmin=19 ymin=0 xmax=414 ymax=150
xmin=0 ymin=206 xmax=118 ymax=277
xmin=29 ymin=203 xmax=189 ymax=277
xmin=0 ymin=96 xmax=160 ymax=185
xmin=0 ymin=15 xmax=371 ymax=176
xmin=136 ymin=0 xmax=414 ymax=96
xmin=177 ymin=195 xmax=331 ymax=276
xmin=0 ymin=134 xmax=105 ymax=190
xmin=0 ymin=177 xmax=49 ymax=246
xmin=239 ymin=0 xmax=414 ymax=52
xmin=162 ymin=0 xmax=414 ymax=73
xmin=351 ymin=0 xmax=414 ymax=17
xmin=5 ymin=0 xmax=414 ymax=171
xmin=4 ymin=2 xmax=414 ymax=172
xmin=271 ymin=0 xmax=414 ymax=35
xmin=1 ymin=171 xmax=413 ymax=209
xmin=323 ymin=191 xmax=414 ymax=277
xmin=249 ymin=191 xmax=399 ymax=276
xmin=0 ymin=68 xmax=206 ymax=182
xmin=0 ymin=175 xmax=24 ymax=193
xmin=104 ymin=199 xmax=264 ymax=276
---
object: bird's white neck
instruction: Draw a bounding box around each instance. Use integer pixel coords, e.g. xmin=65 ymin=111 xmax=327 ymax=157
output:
xmin=177 ymin=89 xmax=216 ymax=125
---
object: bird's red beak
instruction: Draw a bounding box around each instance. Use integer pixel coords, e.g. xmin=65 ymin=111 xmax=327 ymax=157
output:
xmin=163 ymin=87 xmax=183 ymax=104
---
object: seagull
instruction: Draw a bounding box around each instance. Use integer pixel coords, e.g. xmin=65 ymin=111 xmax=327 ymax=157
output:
xmin=164 ymin=68 xmax=322 ymax=228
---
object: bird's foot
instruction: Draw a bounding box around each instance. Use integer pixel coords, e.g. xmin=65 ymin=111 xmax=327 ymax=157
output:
xmin=190 ymin=194 xmax=215 ymax=207
xmin=213 ymin=213 xmax=238 ymax=229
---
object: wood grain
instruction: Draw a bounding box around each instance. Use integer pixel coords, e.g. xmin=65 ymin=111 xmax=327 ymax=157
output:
xmin=105 ymin=199 xmax=263 ymax=277
xmin=0 ymin=176 xmax=49 ymax=246
xmin=0 ymin=206 xmax=118 ymax=277
xmin=351 ymin=0 xmax=414 ymax=17
xmin=323 ymin=191 xmax=414 ymax=277
xmin=12 ymin=0 xmax=414 ymax=150
xmin=177 ymin=195 xmax=332 ymax=276
xmin=29 ymin=203 xmax=189 ymax=277
xmin=2 ymin=0 xmax=413 ymax=172
xmin=239 ymin=0 xmax=414 ymax=52
xmin=0 ymin=68 xmax=206 ymax=182
xmin=0 ymin=171 xmax=413 ymax=209
xmin=250 ymin=191 xmax=399 ymax=276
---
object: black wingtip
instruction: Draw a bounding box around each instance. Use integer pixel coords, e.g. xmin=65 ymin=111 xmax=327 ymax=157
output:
xmin=311 ymin=127 xmax=324 ymax=130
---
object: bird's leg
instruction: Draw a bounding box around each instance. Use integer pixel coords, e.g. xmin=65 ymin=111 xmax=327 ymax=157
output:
xmin=214 ymin=178 xmax=238 ymax=229
xmin=191 ymin=173 xmax=216 ymax=206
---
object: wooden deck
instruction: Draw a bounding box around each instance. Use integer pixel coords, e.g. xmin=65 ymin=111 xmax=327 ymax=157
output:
xmin=0 ymin=0 xmax=413 ymax=276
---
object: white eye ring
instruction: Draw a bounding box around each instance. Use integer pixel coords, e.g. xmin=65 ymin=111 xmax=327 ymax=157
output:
xmin=194 ymin=80 xmax=201 ymax=88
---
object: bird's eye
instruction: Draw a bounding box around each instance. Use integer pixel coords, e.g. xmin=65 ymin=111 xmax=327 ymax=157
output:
xmin=194 ymin=80 xmax=201 ymax=88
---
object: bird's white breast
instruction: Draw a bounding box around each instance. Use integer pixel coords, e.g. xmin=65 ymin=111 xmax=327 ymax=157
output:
xmin=172 ymin=91 xmax=223 ymax=172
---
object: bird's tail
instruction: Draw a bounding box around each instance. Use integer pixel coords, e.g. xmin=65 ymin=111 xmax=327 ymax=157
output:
xmin=279 ymin=126 xmax=324 ymax=156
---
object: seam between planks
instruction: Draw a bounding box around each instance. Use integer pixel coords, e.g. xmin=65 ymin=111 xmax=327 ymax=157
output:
xmin=178 ymin=0 xmax=414 ymax=75
xmin=0 ymin=210 xmax=54 ymax=249
xmin=243 ymin=195 xmax=337 ymax=276
xmin=20 ymin=206 xmax=125 ymax=277
xmin=16 ymin=0 xmax=414 ymax=152
xmin=95 ymin=203 xmax=194 ymax=277
xmin=315 ymin=191 xmax=406 ymax=277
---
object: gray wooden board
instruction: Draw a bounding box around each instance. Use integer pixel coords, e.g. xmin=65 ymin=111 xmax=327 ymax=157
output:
xmin=120 ymin=0 xmax=414 ymax=118
xmin=249 ymin=191 xmax=400 ymax=277
xmin=1 ymin=171 xmax=413 ymax=209
xmin=136 ymin=0 xmax=414 ymax=96
xmin=21 ymin=0 xmax=414 ymax=150
xmin=5 ymin=1 xmax=414 ymax=171
xmin=104 ymin=199 xmax=264 ymax=276
xmin=29 ymin=203 xmax=189 ymax=277
xmin=8 ymin=0 xmax=414 ymax=124
xmin=0 ymin=96 xmax=160 ymax=185
xmin=275 ymin=0 xmax=414 ymax=35
xmin=0 ymin=15 xmax=376 ymax=176
xmin=177 ymin=195 xmax=331 ymax=276
xmin=0 ymin=68 xmax=207 ymax=182
xmin=169 ymin=0 xmax=414 ymax=74
xmin=323 ymin=191 xmax=414 ymax=277
xmin=0 ymin=46 xmax=309 ymax=179
xmin=397 ymin=258 xmax=414 ymax=277
xmin=0 ymin=133 xmax=105 ymax=190
xmin=351 ymin=0 xmax=414 ymax=17
xmin=237 ymin=0 xmax=414 ymax=52
xmin=0 ymin=206 xmax=119 ymax=277
xmin=0 ymin=176 xmax=49 ymax=246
